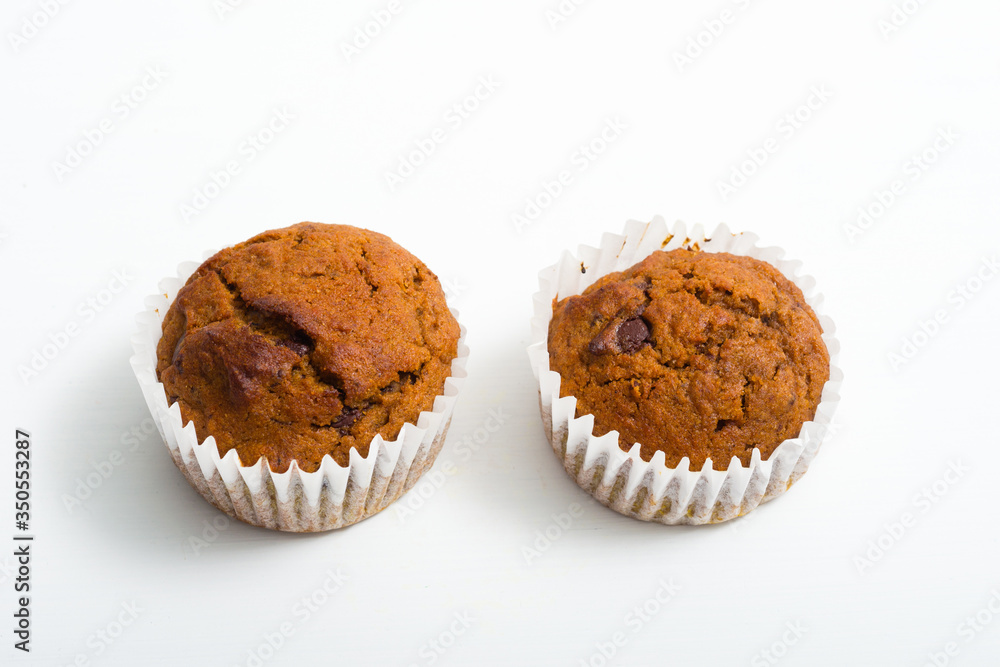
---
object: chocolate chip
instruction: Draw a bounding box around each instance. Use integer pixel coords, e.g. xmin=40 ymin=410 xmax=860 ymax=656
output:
xmin=332 ymin=407 xmax=362 ymax=435
xmin=589 ymin=317 xmax=650 ymax=355
xmin=616 ymin=317 xmax=650 ymax=353
xmin=277 ymin=334 xmax=311 ymax=356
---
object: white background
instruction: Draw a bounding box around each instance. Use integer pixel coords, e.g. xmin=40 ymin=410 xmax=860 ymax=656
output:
xmin=2 ymin=1 xmax=1000 ymax=665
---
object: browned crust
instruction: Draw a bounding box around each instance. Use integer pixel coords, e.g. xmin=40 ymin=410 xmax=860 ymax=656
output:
xmin=156 ymin=222 xmax=460 ymax=473
xmin=547 ymin=249 xmax=829 ymax=470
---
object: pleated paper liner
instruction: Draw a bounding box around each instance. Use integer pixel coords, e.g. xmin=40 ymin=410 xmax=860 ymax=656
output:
xmin=527 ymin=218 xmax=842 ymax=525
xmin=131 ymin=253 xmax=468 ymax=533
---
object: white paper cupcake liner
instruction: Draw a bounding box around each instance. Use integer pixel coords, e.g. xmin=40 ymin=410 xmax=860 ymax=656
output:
xmin=528 ymin=217 xmax=842 ymax=525
xmin=130 ymin=252 xmax=469 ymax=533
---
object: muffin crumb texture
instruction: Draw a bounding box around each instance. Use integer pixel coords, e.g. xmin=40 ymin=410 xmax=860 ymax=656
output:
xmin=547 ymin=249 xmax=829 ymax=470
xmin=156 ymin=222 xmax=460 ymax=473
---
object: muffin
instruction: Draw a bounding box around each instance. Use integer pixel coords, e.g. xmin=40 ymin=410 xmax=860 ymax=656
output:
xmin=547 ymin=248 xmax=830 ymax=471
xmin=132 ymin=222 xmax=468 ymax=532
xmin=528 ymin=218 xmax=841 ymax=525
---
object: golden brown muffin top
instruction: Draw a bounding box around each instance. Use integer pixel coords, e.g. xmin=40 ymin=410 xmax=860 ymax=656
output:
xmin=547 ymin=248 xmax=829 ymax=470
xmin=156 ymin=222 xmax=460 ymax=473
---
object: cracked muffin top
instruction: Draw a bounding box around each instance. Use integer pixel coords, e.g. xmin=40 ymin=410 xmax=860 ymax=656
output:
xmin=155 ymin=222 xmax=460 ymax=473
xmin=547 ymin=248 xmax=829 ymax=470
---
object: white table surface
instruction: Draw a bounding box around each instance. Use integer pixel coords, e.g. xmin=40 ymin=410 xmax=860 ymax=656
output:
xmin=3 ymin=1 xmax=1000 ymax=665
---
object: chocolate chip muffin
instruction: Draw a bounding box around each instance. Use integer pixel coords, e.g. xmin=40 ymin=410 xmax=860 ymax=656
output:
xmin=156 ymin=222 xmax=460 ymax=473
xmin=547 ymin=248 xmax=830 ymax=470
